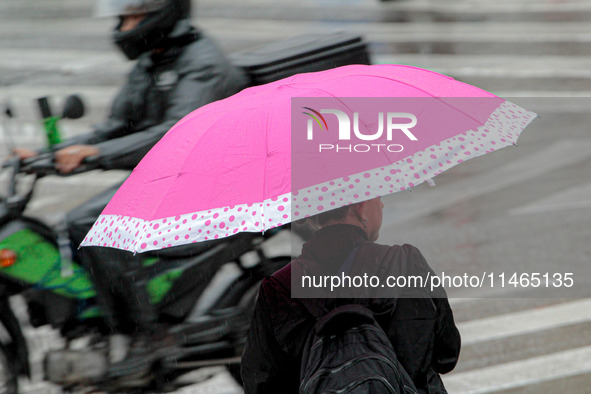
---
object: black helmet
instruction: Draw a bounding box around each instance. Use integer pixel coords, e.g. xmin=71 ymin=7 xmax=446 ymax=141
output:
xmin=96 ymin=0 xmax=191 ymax=60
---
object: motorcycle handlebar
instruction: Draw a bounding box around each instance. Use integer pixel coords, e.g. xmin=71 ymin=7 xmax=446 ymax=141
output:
xmin=16 ymin=153 xmax=101 ymax=177
xmin=1 ymin=153 xmax=100 ymax=203
xmin=1 ymin=157 xmax=19 ymax=170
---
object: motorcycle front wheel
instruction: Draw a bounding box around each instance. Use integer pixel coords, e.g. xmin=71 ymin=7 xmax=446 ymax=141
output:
xmin=0 ymin=344 xmax=18 ymax=394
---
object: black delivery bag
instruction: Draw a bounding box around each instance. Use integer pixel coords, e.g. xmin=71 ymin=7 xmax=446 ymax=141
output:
xmin=231 ymin=32 xmax=371 ymax=86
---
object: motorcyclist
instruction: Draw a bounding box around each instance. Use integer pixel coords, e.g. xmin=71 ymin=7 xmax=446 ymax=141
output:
xmin=13 ymin=0 xmax=248 ymax=380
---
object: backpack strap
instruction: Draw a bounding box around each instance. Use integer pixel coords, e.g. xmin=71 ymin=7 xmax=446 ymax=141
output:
xmin=349 ymin=241 xmax=393 ymax=278
xmin=337 ymin=243 xmax=361 ymax=275
xmin=314 ymin=304 xmax=375 ymax=336
xmin=272 ymin=262 xmax=292 ymax=290
xmin=294 ymin=244 xmax=363 ymax=320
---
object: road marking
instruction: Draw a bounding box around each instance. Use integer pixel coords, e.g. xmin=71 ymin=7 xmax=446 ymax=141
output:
xmin=458 ymin=299 xmax=591 ymax=346
xmin=511 ymin=200 xmax=591 ymax=215
xmin=382 ymin=138 xmax=591 ymax=227
xmin=175 ymin=368 xmax=242 ymax=394
xmin=443 ymin=345 xmax=591 ymax=394
xmin=0 ymin=48 xmax=126 ymax=73
xmin=509 ymin=181 xmax=591 ymax=215
xmin=0 ymin=170 xmax=127 ymax=187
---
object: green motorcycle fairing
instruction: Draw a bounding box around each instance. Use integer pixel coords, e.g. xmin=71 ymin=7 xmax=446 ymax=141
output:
xmin=0 ymin=227 xmax=95 ymax=299
xmin=0 ymin=220 xmax=186 ymax=310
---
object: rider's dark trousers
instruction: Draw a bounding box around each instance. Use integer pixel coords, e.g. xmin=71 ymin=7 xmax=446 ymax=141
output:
xmin=67 ymin=184 xmax=157 ymax=335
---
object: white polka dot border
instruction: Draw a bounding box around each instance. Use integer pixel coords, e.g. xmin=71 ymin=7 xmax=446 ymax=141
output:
xmin=81 ymin=194 xmax=292 ymax=253
xmin=292 ymin=100 xmax=536 ymax=218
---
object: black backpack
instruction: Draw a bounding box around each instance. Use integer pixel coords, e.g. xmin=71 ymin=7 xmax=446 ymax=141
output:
xmin=295 ymin=243 xmax=418 ymax=394
xmin=298 ymin=302 xmax=418 ymax=394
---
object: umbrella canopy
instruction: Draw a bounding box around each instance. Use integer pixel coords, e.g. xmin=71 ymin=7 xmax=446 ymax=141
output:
xmin=81 ymin=65 xmax=536 ymax=252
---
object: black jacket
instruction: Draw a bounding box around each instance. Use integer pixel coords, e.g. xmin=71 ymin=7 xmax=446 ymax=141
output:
xmin=241 ymin=224 xmax=461 ymax=394
xmin=63 ymin=20 xmax=248 ymax=170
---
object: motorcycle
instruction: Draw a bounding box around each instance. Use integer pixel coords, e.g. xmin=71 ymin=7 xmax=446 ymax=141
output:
xmin=0 ymin=151 xmax=292 ymax=392
xmin=0 ymin=31 xmax=371 ymax=392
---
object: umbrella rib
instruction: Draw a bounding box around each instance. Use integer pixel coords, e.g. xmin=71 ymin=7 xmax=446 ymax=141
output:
xmin=346 ymin=74 xmax=497 ymax=125
xmin=142 ymin=124 xmax=219 ymax=225
xmin=311 ymin=87 xmax=405 ymax=182
xmin=262 ymin=101 xmax=271 ymax=232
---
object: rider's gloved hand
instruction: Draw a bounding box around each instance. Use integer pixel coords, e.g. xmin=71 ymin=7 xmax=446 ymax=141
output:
xmin=55 ymin=145 xmax=100 ymax=173
xmin=12 ymin=148 xmax=38 ymax=160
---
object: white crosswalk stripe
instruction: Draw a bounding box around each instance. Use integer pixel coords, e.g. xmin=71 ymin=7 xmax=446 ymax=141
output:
xmin=509 ymin=182 xmax=591 ymax=216
xmin=458 ymin=299 xmax=591 ymax=347
xmin=381 ymin=138 xmax=591 ymax=228
xmin=444 ymin=345 xmax=591 ymax=394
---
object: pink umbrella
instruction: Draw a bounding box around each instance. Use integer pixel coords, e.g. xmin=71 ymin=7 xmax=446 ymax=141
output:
xmin=81 ymin=65 xmax=536 ymax=253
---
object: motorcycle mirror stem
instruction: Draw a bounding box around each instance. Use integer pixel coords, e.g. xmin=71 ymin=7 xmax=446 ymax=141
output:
xmin=37 ymin=96 xmax=62 ymax=148
xmin=4 ymin=157 xmax=20 ymax=198
xmin=2 ymin=101 xmax=17 ymax=155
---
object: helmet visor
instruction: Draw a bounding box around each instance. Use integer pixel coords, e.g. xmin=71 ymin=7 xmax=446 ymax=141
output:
xmin=95 ymin=0 xmax=167 ymax=17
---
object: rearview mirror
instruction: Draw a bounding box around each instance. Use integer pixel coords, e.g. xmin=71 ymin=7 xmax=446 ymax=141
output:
xmin=62 ymin=95 xmax=85 ymax=120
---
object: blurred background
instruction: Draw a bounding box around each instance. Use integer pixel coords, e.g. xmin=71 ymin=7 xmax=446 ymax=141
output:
xmin=1 ymin=0 xmax=591 ymax=392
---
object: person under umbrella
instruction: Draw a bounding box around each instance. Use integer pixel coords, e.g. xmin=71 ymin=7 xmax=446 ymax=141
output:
xmin=241 ymin=197 xmax=461 ymax=393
